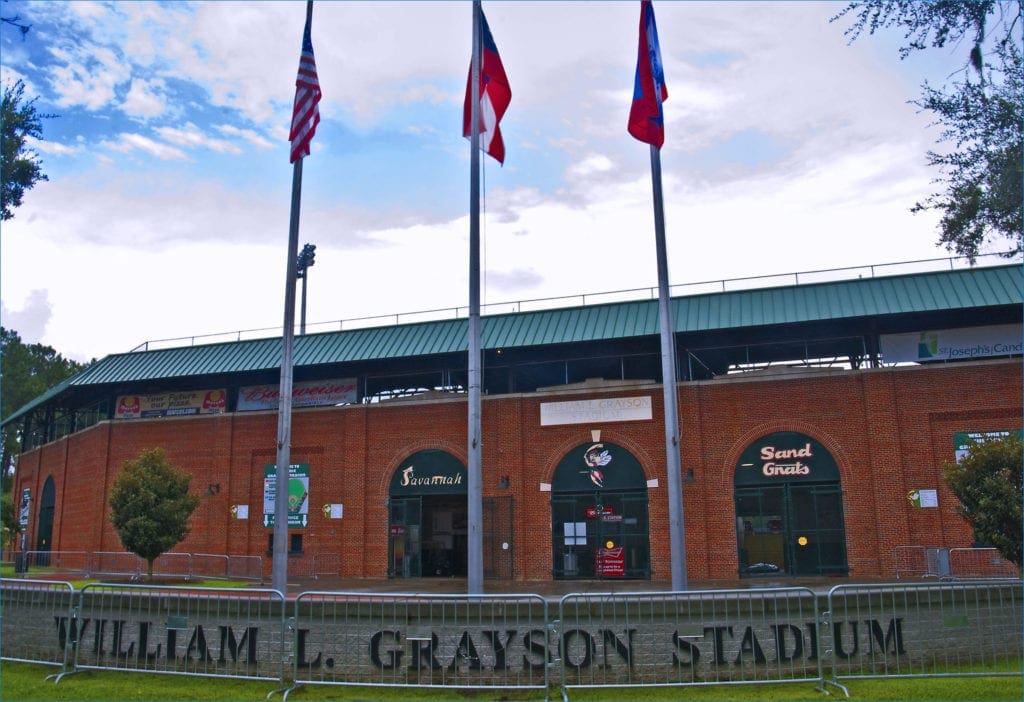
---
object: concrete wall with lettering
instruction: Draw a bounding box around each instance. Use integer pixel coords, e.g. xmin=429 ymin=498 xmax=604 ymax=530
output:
xmin=2 ymin=584 xmax=1020 ymax=684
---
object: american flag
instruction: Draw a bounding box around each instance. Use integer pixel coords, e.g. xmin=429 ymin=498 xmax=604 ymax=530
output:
xmin=289 ymin=11 xmax=321 ymax=163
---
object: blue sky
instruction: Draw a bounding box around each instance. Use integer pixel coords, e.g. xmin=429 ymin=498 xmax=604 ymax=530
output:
xmin=0 ymin=1 xmax=986 ymax=362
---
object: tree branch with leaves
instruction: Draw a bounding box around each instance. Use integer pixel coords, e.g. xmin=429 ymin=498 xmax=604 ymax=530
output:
xmin=1 ymin=79 xmax=53 ymax=221
xmin=833 ymin=1 xmax=1023 ymax=260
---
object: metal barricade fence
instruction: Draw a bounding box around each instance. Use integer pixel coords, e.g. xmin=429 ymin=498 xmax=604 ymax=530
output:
xmin=152 ymin=552 xmax=193 ymax=580
xmin=227 ymin=555 xmax=265 ymax=582
xmin=894 ymin=546 xmax=954 ymax=579
xmin=894 ymin=546 xmax=928 ymax=579
xmin=70 ymin=584 xmax=289 ymax=683
xmin=0 ymin=578 xmax=77 ymax=675
xmin=190 ymin=553 xmax=266 ymax=582
xmin=949 ymin=548 xmax=1021 ymax=579
xmin=290 ymin=591 xmax=550 ymax=694
xmin=88 ymin=551 xmax=144 ymax=579
xmin=822 ymin=581 xmax=1022 ymax=693
xmin=311 ymin=552 xmax=341 ymax=579
xmin=46 ymin=550 xmax=92 ymax=576
xmin=10 ymin=550 xmax=90 ymax=577
xmin=192 ymin=553 xmax=230 ymax=579
xmin=557 ymin=587 xmax=823 ymax=697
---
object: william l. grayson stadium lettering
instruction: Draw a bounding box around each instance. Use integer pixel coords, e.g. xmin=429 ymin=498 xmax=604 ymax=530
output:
xmin=50 ymin=616 xmax=909 ymax=671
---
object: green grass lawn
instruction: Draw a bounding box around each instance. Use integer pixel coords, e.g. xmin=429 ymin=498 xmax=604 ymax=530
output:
xmin=1 ymin=565 xmax=253 ymax=589
xmin=1 ymin=662 xmax=1020 ymax=702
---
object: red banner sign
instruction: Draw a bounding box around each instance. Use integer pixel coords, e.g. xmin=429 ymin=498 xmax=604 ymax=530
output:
xmin=585 ymin=505 xmax=615 ymax=519
xmin=596 ymin=547 xmax=625 ymax=576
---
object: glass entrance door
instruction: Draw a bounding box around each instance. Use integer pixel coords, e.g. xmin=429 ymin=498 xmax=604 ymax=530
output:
xmin=734 ymin=432 xmax=849 ymax=578
xmin=550 ymin=441 xmax=651 ymax=580
xmin=551 ymin=490 xmax=650 ymax=579
xmin=788 ymin=484 xmax=848 ymax=575
xmin=735 ymin=484 xmax=848 ymax=577
xmin=387 ymin=496 xmax=421 ymax=578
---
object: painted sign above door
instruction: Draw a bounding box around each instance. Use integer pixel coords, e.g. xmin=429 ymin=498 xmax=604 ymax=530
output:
xmin=734 ymin=432 xmax=839 ymax=486
xmin=389 ymin=449 xmax=467 ymax=496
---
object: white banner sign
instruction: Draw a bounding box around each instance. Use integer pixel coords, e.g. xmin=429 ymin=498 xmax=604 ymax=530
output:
xmin=540 ymin=396 xmax=652 ymax=426
xmin=881 ymin=324 xmax=1022 ymax=364
xmin=237 ymin=378 xmax=357 ymax=411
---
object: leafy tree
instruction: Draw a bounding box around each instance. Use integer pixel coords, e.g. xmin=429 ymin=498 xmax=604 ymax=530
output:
xmin=1 ymin=328 xmax=85 ymax=554
xmin=109 ymin=448 xmax=199 ymax=580
xmin=1 ymin=79 xmax=52 ymax=221
xmin=1 ymin=327 xmax=86 ymax=476
xmin=942 ymin=433 xmax=1022 ymax=567
xmin=1 ymin=490 xmax=18 ymax=554
xmin=833 ymin=1 xmax=1023 ymax=260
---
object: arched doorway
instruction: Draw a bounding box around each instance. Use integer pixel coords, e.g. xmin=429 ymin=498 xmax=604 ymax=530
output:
xmin=387 ymin=450 xmax=467 ymax=578
xmin=35 ymin=477 xmax=55 ymax=566
xmin=551 ymin=442 xmax=650 ymax=579
xmin=734 ymin=432 xmax=848 ymax=577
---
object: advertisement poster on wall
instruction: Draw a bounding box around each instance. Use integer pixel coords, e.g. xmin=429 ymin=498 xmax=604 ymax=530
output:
xmin=19 ymin=488 xmax=30 ymax=528
xmin=263 ymin=463 xmax=310 ymax=528
xmin=115 ymin=389 xmax=227 ymax=418
xmin=238 ymin=379 xmax=357 ymax=411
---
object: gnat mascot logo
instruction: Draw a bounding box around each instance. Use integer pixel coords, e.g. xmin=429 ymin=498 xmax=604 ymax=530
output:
xmin=583 ymin=443 xmax=612 ymax=487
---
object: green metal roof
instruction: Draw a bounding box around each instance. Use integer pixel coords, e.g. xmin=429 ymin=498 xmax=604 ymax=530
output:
xmin=4 ymin=263 xmax=1021 ymax=426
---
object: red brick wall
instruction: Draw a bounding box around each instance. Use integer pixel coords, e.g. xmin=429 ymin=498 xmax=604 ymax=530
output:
xmin=14 ymin=359 xmax=1021 ymax=582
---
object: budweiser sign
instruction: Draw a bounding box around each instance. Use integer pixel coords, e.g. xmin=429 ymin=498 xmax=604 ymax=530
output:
xmin=237 ymin=379 xmax=358 ymax=411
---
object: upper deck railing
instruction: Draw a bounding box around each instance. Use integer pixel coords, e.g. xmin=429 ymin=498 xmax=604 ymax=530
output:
xmin=130 ymin=251 xmax=1020 ymax=352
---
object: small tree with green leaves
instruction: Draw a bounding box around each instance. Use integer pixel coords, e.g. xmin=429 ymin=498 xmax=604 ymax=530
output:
xmin=942 ymin=433 xmax=1022 ymax=567
xmin=109 ymin=448 xmax=199 ymax=580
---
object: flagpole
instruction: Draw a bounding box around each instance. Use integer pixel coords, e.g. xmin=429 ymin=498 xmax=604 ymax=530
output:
xmin=466 ymin=0 xmax=484 ymax=595
xmin=649 ymin=144 xmax=687 ymax=591
xmin=273 ymin=0 xmax=314 ymax=595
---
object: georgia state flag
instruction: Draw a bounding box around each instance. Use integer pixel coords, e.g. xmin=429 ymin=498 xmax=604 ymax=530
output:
xmin=463 ymin=9 xmax=511 ymax=164
xmin=628 ymin=1 xmax=668 ymax=148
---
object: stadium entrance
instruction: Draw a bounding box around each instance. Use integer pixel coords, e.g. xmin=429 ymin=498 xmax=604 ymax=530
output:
xmin=387 ymin=450 xmax=468 ymax=578
xmin=734 ymin=432 xmax=849 ymax=577
xmin=550 ymin=441 xmax=651 ymax=579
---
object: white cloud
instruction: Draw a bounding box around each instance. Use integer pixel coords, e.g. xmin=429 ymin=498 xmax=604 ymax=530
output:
xmin=101 ymin=133 xmax=188 ymax=160
xmin=156 ymin=123 xmax=243 ymax=154
xmin=25 ymin=135 xmax=79 ymax=156
xmin=47 ymin=44 xmax=130 ymax=111
xmin=216 ymin=124 xmax=274 ymax=150
xmin=0 ymin=289 xmax=53 ymax=345
xmin=0 ymin=0 xmax=971 ymax=363
xmin=123 ymin=77 xmax=167 ymax=119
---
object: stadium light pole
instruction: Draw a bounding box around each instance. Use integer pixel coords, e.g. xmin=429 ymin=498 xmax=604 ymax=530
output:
xmin=296 ymin=243 xmax=316 ymax=335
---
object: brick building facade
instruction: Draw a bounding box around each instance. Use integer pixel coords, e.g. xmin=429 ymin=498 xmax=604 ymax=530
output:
xmin=13 ymin=357 xmax=1020 ymax=583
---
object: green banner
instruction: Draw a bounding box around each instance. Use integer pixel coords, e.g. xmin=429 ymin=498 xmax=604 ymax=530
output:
xmin=954 ymin=430 xmax=1022 ymax=463
xmin=263 ymin=463 xmax=310 ymax=528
